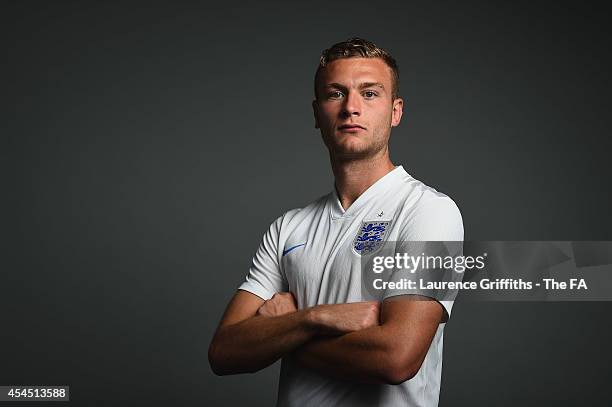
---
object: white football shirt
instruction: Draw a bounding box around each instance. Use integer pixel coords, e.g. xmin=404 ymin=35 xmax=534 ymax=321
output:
xmin=239 ymin=165 xmax=464 ymax=407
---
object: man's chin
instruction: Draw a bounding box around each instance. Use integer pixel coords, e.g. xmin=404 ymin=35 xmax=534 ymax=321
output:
xmin=329 ymin=145 xmax=375 ymax=161
xmin=322 ymin=134 xmax=382 ymax=160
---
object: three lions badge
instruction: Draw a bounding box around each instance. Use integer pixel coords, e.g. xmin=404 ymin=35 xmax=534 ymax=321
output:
xmin=353 ymin=220 xmax=391 ymax=255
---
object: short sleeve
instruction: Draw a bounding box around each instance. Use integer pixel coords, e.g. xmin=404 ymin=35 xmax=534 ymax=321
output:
xmin=384 ymin=196 xmax=464 ymax=321
xmin=401 ymin=196 xmax=464 ymax=242
xmin=238 ymin=215 xmax=288 ymax=300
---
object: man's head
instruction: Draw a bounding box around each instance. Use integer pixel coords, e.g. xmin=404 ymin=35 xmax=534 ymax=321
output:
xmin=314 ymin=38 xmax=400 ymax=101
xmin=313 ymin=38 xmax=404 ymax=161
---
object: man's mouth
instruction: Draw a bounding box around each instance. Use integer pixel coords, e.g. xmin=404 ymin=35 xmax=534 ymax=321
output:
xmin=338 ymin=124 xmax=366 ymax=131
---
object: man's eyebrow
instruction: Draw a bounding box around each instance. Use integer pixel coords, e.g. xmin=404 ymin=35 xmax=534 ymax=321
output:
xmin=359 ymin=82 xmax=385 ymax=90
xmin=324 ymin=82 xmax=385 ymax=90
xmin=325 ymin=83 xmax=348 ymax=91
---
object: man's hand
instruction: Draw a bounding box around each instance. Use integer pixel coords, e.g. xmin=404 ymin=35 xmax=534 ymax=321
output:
xmin=210 ymin=290 xmax=380 ymax=376
xmin=258 ymin=292 xmax=298 ymax=317
xmin=310 ymin=301 xmax=380 ymax=334
xmin=257 ymin=292 xmax=380 ymax=334
xmin=209 ymin=291 xmax=317 ymax=375
xmin=293 ymin=296 xmax=444 ymax=385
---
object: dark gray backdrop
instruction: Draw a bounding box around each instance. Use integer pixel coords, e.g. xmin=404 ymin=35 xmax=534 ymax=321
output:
xmin=3 ymin=1 xmax=612 ymax=406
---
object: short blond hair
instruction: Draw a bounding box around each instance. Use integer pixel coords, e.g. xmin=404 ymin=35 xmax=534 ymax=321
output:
xmin=314 ymin=37 xmax=400 ymax=100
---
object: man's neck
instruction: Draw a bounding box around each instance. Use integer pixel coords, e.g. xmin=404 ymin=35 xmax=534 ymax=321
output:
xmin=331 ymin=151 xmax=396 ymax=211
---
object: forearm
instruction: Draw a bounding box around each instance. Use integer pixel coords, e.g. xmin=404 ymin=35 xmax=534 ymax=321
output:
xmin=209 ymin=291 xmax=383 ymax=377
xmin=294 ymin=297 xmax=444 ymax=385
xmin=209 ymin=309 xmax=317 ymax=375
xmin=294 ymin=326 xmax=409 ymax=384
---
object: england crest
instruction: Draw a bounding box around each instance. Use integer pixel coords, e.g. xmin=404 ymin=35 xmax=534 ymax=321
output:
xmin=353 ymin=220 xmax=391 ymax=255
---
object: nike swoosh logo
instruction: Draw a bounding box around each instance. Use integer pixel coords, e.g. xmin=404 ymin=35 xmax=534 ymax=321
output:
xmin=282 ymin=243 xmax=306 ymax=256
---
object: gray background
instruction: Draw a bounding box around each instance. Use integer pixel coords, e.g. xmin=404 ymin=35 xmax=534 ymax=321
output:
xmin=3 ymin=1 xmax=611 ymax=406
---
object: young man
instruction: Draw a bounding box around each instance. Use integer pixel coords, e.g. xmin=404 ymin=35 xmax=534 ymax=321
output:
xmin=209 ymin=38 xmax=463 ymax=406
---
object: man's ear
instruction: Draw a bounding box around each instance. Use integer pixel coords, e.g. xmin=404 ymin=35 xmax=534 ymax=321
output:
xmin=312 ymin=99 xmax=320 ymax=129
xmin=391 ymin=97 xmax=404 ymax=127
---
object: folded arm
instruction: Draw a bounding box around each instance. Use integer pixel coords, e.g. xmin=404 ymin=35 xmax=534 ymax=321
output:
xmin=208 ymin=290 xmax=379 ymax=375
xmin=294 ymin=295 xmax=444 ymax=385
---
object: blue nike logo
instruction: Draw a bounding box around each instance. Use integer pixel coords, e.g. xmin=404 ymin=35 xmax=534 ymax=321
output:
xmin=282 ymin=243 xmax=306 ymax=256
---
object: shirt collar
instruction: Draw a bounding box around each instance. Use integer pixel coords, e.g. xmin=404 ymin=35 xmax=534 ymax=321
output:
xmin=329 ymin=165 xmax=407 ymax=219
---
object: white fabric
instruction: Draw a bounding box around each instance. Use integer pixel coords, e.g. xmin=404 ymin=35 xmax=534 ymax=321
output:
xmin=239 ymin=165 xmax=464 ymax=407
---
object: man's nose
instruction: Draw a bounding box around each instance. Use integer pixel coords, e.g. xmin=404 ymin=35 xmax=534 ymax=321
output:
xmin=341 ymin=90 xmax=361 ymax=117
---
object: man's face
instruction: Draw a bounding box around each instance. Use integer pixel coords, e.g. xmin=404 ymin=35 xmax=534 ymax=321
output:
xmin=313 ymin=57 xmax=403 ymax=160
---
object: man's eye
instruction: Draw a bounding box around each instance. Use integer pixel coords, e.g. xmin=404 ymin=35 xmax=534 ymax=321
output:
xmin=328 ymin=91 xmax=344 ymax=99
xmin=363 ymin=90 xmax=377 ymax=98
